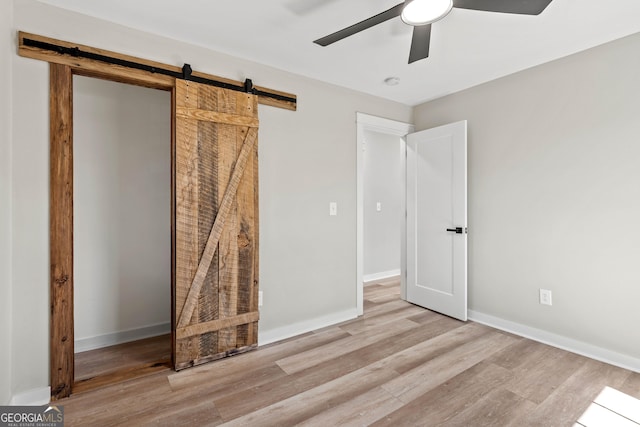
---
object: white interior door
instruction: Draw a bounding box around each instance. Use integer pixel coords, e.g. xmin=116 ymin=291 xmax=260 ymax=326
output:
xmin=406 ymin=120 xmax=467 ymax=320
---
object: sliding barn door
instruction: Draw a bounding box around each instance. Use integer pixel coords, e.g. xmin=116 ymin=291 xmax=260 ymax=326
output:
xmin=174 ymin=80 xmax=259 ymax=370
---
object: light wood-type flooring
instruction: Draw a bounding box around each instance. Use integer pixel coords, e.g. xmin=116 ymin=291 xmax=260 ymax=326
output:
xmin=74 ymin=334 xmax=171 ymax=393
xmin=60 ymin=277 xmax=640 ymax=426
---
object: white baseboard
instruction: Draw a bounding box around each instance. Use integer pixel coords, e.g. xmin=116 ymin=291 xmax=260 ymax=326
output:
xmin=363 ymin=269 xmax=401 ymax=283
xmin=258 ymin=308 xmax=359 ymax=346
xmin=75 ymin=322 xmax=171 ymax=353
xmin=468 ymin=310 xmax=640 ymax=374
xmin=10 ymin=386 xmax=50 ymax=406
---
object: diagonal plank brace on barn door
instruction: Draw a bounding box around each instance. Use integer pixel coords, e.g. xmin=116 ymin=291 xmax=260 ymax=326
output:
xmin=177 ymin=126 xmax=259 ymax=329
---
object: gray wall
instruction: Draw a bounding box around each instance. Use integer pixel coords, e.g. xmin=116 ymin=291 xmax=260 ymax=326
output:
xmin=0 ymin=0 xmax=13 ymax=405
xmin=414 ymin=32 xmax=640 ymax=361
xmin=8 ymin=0 xmax=412 ymax=398
xmin=363 ymin=130 xmax=402 ymax=278
xmin=73 ymin=76 xmax=171 ymax=348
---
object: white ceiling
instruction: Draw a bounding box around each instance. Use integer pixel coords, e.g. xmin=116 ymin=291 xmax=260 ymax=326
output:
xmin=37 ymin=0 xmax=640 ymax=106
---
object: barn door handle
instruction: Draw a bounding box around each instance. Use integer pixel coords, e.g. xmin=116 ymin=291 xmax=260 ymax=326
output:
xmin=446 ymin=227 xmax=465 ymax=234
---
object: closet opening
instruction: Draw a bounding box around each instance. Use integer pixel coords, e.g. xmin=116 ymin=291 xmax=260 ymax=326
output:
xmin=71 ymin=76 xmax=172 ymax=392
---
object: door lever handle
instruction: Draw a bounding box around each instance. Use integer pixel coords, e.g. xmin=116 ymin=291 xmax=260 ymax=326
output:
xmin=446 ymin=227 xmax=465 ymax=234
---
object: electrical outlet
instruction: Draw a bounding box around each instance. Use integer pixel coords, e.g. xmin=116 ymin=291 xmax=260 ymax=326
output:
xmin=259 ymin=291 xmax=263 ymax=307
xmin=376 ymin=202 xmax=382 ymax=212
xmin=539 ymin=289 xmax=552 ymax=306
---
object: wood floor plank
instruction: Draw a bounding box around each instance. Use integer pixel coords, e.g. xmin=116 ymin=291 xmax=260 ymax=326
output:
xmin=364 ymin=276 xmax=401 ymax=287
xmin=504 ymin=343 xmax=588 ymax=404
xmin=309 ymin=300 xmax=420 ymax=337
xmin=285 ymin=316 xmax=468 ymax=392
xmin=139 ymin=398 xmax=224 ymax=427
xmin=215 ymin=318 xmax=464 ymax=421
xmin=510 ymin=359 xmax=632 ymax=427
xmin=621 ymin=373 xmax=640 ymax=399
xmin=62 ymin=373 xmax=174 ymax=425
xmin=379 ymin=322 xmax=491 ymax=375
xmin=364 ymin=279 xmax=402 ymax=303
xmin=371 ymin=362 xmax=514 ymax=427
xmin=220 ymin=363 xmax=399 ymax=425
xmin=487 ymin=337 xmax=548 ymax=370
xmin=444 ymin=388 xmax=537 ymax=427
xmin=121 ymin=388 xmax=224 ymax=426
xmin=170 ymin=363 xmax=287 ymax=398
xmin=73 ymin=359 xmax=170 ymax=394
xmin=167 ymin=326 xmax=349 ymax=389
xmin=297 ymin=386 xmax=404 ymax=427
xmin=101 ymin=387 xmax=224 ymax=427
xmin=57 ymin=280 xmax=639 ymax=426
xmin=361 ymin=298 xmax=415 ymax=318
xmin=339 ymin=304 xmax=426 ymax=335
xmin=364 ymin=298 xmax=382 ymax=310
xmin=365 ymin=286 xmax=401 ymax=300
xmin=212 ymin=371 xmax=307 ymax=421
xmin=74 ymin=334 xmax=170 ymax=381
xmin=406 ymin=309 xmax=443 ymax=324
xmin=368 ymin=292 xmax=402 ymax=304
xmin=381 ymin=331 xmax=518 ymax=403
xmin=254 ymin=325 xmax=500 ymax=421
xmin=276 ymin=317 xmax=418 ymax=374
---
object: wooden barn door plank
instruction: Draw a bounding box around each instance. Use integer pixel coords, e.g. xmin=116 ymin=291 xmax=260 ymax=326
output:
xmin=176 ymin=126 xmax=258 ymax=329
xmin=235 ymin=92 xmax=259 ymax=348
xmin=174 ymin=80 xmax=259 ymax=370
xmin=175 ymin=81 xmax=201 ymax=365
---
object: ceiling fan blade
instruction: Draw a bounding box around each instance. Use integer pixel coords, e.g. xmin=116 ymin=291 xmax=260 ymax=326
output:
xmin=452 ymin=0 xmax=553 ymax=15
xmin=314 ymin=2 xmax=404 ymax=46
xmin=408 ymin=24 xmax=431 ymax=63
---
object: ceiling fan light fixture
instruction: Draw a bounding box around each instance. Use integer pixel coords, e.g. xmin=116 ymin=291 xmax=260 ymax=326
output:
xmin=401 ymin=0 xmax=453 ymax=26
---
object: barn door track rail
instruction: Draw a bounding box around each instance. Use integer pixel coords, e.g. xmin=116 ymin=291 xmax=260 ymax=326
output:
xmin=18 ymin=31 xmax=297 ymax=111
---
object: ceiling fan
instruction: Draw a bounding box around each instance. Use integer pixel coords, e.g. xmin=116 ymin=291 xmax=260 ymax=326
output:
xmin=314 ymin=0 xmax=554 ymax=63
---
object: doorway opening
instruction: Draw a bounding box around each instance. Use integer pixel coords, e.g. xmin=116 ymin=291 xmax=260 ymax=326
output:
xmin=356 ymin=113 xmax=413 ymax=315
xmin=72 ymin=76 xmax=172 ymax=392
xmin=362 ymin=129 xmax=404 ymax=305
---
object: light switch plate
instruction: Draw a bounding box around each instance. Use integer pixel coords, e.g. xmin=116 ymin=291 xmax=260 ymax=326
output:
xmin=329 ymin=202 xmax=337 ymax=216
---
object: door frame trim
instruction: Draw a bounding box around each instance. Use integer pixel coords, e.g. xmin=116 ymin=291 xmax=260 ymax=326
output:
xmin=48 ymin=63 xmax=175 ymax=401
xmin=355 ymin=113 xmax=414 ymax=315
